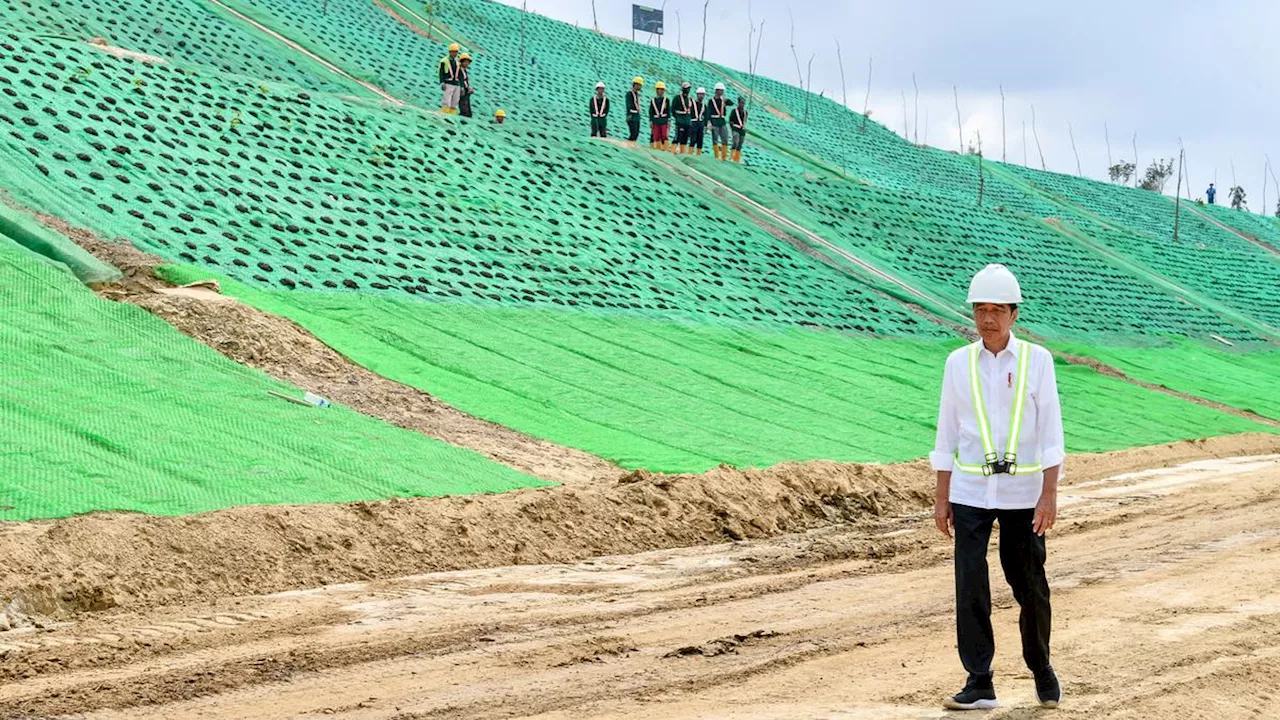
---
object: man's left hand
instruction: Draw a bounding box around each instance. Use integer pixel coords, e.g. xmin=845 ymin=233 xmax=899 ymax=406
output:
xmin=1033 ymin=490 xmax=1057 ymax=536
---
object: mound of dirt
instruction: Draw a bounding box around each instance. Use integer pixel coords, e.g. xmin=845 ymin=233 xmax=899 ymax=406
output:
xmin=3 ymin=434 xmax=1276 ymax=620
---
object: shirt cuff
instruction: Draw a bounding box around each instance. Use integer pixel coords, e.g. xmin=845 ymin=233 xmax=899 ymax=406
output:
xmin=1039 ymin=446 xmax=1066 ymax=470
xmin=929 ymin=451 xmax=955 ymax=472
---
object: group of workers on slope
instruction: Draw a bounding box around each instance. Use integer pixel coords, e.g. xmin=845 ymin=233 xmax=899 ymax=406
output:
xmin=439 ymin=42 xmax=506 ymax=123
xmin=437 ymin=42 xmax=750 ymax=156
xmin=593 ymin=78 xmax=748 ymax=162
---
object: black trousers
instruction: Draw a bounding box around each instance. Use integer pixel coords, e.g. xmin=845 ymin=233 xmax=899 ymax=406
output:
xmin=675 ymin=124 xmax=691 ymax=146
xmin=627 ymin=115 xmax=640 ymax=141
xmin=690 ymin=123 xmax=705 ymax=149
xmin=953 ymin=503 xmax=1051 ymax=680
xmin=591 ymin=117 xmax=608 ymax=137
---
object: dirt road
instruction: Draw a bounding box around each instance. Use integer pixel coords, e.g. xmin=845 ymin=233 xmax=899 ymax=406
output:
xmin=2 ymin=450 xmax=1278 ymax=719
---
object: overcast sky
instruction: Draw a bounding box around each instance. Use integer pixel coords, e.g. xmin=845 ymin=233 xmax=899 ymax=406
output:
xmin=499 ymin=0 xmax=1280 ymax=211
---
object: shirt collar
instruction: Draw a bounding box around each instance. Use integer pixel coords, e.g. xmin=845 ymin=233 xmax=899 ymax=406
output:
xmin=979 ymin=331 xmax=1020 ymax=359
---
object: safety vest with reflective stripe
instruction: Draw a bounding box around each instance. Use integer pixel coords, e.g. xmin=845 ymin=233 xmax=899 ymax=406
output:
xmin=953 ymin=340 xmax=1044 ymax=477
xmin=690 ymin=99 xmax=706 ymax=123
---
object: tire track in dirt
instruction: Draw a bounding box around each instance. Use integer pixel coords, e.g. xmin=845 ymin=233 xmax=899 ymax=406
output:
xmin=2 ymin=452 xmax=1277 ymax=719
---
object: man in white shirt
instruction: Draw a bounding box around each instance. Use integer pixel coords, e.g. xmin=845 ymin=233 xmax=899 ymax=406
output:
xmin=930 ymin=264 xmax=1064 ymax=711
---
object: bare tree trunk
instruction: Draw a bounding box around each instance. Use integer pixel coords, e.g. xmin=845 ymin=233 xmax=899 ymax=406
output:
xmin=860 ymin=56 xmax=872 ymax=133
xmin=676 ymin=10 xmax=682 ymax=54
xmin=1178 ymin=138 xmax=1192 ymax=201
xmin=1104 ymin=122 xmax=1113 ymax=177
xmin=1264 ymin=157 xmax=1270 ymax=217
xmin=923 ymin=108 xmax=929 ymax=146
xmin=1068 ymin=121 xmax=1082 ymax=176
xmin=1132 ymin=133 xmax=1140 ymax=188
xmin=835 ymin=39 xmax=847 ymax=108
xmin=953 ymin=85 xmax=963 ymax=153
xmin=901 ymin=90 xmax=909 ymax=139
xmin=658 ymin=0 xmax=666 ymax=48
xmin=999 ymin=84 xmax=1006 ymax=163
xmin=788 ymin=9 xmax=803 ymax=89
xmin=1267 ymin=154 xmax=1280 ymax=210
xmin=912 ymin=73 xmax=919 ymax=145
xmin=747 ymin=20 xmax=765 ymax=105
xmin=976 ymin=129 xmax=985 ymax=206
xmin=1031 ymin=104 xmax=1046 ymax=170
xmin=805 ymin=53 xmax=814 ymax=122
xmin=700 ymin=0 xmax=709 ymax=60
xmin=520 ymin=0 xmax=527 ymax=64
xmin=1173 ymin=149 xmax=1184 ymax=241
xmin=1022 ymin=120 xmax=1028 ymax=166
xmin=591 ymin=0 xmax=599 ymax=31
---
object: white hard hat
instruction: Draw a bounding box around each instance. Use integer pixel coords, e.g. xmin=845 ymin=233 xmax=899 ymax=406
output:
xmin=682 ymin=81 xmax=691 ymax=89
xmin=696 ymin=87 xmax=706 ymax=94
xmin=967 ymin=264 xmax=1023 ymax=304
xmin=596 ymin=81 xmax=605 ymax=89
xmin=714 ymin=82 xmax=726 ymax=91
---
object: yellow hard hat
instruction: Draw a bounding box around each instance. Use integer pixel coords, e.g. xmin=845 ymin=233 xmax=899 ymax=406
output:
xmin=459 ymin=53 xmax=472 ymax=61
xmin=655 ymin=81 xmax=666 ymax=90
xmin=495 ymin=109 xmax=506 ymax=117
xmin=632 ymin=76 xmax=644 ymax=86
xmin=448 ymin=42 xmax=461 ymax=52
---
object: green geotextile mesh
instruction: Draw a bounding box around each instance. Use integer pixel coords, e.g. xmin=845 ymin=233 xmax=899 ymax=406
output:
xmin=686 ymin=158 xmax=1265 ymax=344
xmin=0 ymin=31 xmax=947 ymax=338
xmin=0 ymin=0 xmax=353 ymax=95
xmin=162 ymin=265 xmax=1274 ymax=473
xmin=0 ymin=202 xmax=119 ymax=282
xmin=1058 ymin=341 xmax=1280 ymax=421
xmin=0 ymin=237 xmax=546 ymax=521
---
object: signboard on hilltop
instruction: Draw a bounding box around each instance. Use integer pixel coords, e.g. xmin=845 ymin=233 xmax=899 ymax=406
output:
xmin=632 ymin=5 xmax=664 ymax=36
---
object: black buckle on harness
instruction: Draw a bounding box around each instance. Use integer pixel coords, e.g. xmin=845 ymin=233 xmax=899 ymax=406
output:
xmin=986 ymin=460 xmax=1014 ymax=476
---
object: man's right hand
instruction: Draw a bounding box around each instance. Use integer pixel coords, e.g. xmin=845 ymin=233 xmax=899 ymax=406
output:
xmin=934 ymin=498 xmax=953 ymax=539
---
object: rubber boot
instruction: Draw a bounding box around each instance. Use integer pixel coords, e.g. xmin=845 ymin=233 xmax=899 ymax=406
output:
xmin=732 ymin=149 xmax=742 ymax=163
xmin=713 ymin=145 xmax=722 ymax=160
xmin=696 ymin=147 xmax=703 ymax=156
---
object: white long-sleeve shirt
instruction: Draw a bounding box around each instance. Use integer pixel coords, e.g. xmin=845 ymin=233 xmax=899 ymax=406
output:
xmin=930 ymin=333 xmax=1065 ymax=510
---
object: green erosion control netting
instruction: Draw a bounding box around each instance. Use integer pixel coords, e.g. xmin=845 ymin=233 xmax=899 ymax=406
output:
xmin=0 ymin=200 xmax=119 ymax=282
xmin=163 ymin=266 xmax=1273 ymax=473
xmin=687 ymin=158 xmax=1261 ymax=343
xmin=1059 ymin=341 xmax=1280 ymax=421
xmin=1 ymin=0 xmax=356 ymax=96
xmin=0 ymin=0 xmax=1277 ymax=490
xmin=0 ymin=237 xmax=546 ymax=521
xmin=0 ymin=32 xmax=947 ymax=337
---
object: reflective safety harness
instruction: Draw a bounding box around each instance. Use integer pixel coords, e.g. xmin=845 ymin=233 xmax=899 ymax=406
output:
xmin=954 ymin=340 xmax=1043 ymax=477
xmin=690 ymin=99 xmax=706 ymax=122
xmin=591 ymin=95 xmax=609 ymax=118
xmin=650 ymin=96 xmax=670 ymax=119
xmin=709 ymin=96 xmax=727 ymax=120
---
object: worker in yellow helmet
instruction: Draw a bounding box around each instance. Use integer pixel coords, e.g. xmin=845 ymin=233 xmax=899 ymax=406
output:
xmin=439 ymin=42 xmax=462 ymax=114
xmin=493 ymin=108 xmax=506 ymax=125
xmin=625 ymin=76 xmax=644 ymax=144
xmin=649 ymin=81 xmax=671 ymax=150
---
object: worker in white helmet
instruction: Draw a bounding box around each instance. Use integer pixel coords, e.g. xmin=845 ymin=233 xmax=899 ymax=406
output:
xmin=688 ymin=87 xmax=708 ymax=155
xmin=930 ymin=264 xmax=1063 ymax=712
xmin=707 ymin=82 xmax=734 ymax=160
xmin=438 ymin=42 xmax=463 ymax=114
xmin=589 ymin=81 xmax=610 ymax=138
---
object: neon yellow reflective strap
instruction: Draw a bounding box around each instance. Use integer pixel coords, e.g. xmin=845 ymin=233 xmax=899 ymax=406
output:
xmin=1006 ymin=341 xmax=1032 ymax=464
xmin=959 ymin=340 xmax=1041 ymax=476
xmin=968 ymin=343 xmax=997 ymax=463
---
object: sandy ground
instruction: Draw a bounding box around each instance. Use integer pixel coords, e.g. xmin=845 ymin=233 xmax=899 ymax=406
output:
xmin=2 ymin=444 xmax=1278 ymax=719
